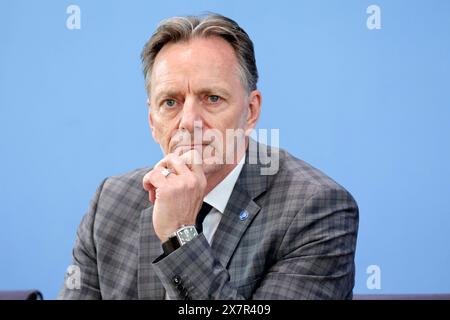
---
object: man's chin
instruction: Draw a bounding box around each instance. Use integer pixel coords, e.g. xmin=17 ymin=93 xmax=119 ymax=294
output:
xmin=202 ymin=155 xmax=242 ymax=175
xmin=202 ymin=156 xmax=235 ymax=174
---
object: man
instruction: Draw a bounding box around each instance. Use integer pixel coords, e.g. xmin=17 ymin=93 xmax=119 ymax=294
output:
xmin=59 ymin=14 xmax=359 ymax=300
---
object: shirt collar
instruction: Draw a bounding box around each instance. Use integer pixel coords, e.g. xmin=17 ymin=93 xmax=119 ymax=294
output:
xmin=203 ymin=154 xmax=246 ymax=214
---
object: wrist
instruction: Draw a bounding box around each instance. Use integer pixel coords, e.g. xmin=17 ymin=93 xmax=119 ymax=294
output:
xmin=161 ymin=225 xmax=198 ymax=255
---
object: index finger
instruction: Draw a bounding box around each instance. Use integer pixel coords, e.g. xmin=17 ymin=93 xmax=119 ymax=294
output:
xmin=157 ymin=153 xmax=190 ymax=176
xmin=179 ymin=149 xmax=204 ymax=175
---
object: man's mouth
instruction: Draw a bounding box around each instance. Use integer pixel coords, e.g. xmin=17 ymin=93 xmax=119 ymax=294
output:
xmin=176 ymin=143 xmax=209 ymax=148
xmin=173 ymin=143 xmax=211 ymax=153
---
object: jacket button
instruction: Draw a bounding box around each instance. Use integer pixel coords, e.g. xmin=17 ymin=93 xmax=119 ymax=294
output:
xmin=176 ymin=283 xmax=184 ymax=291
xmin=172 ymin=275 xmax=182 ymax=285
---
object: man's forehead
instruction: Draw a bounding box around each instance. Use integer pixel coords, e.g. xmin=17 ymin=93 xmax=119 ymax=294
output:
xmin=156 ymin=36 xmax=237 ymax=61
xmin=153 ymin=50 xmax=236 ymax=75
xmin=150 ymin=38 xmax=242 ymax=94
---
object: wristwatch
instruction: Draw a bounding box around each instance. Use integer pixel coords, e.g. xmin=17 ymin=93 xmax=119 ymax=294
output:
xmin=162 ymin=225 xmax=198 ymax=255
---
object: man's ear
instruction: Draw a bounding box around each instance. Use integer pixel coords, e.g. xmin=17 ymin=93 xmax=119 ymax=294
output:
xmin=245 ymin=90 xmax=262 ymax=136
xmin=147 ymin=99 xmax=159 ymax=143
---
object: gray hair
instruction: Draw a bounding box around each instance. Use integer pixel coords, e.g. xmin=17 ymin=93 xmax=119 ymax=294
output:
xmin=141 ymin=13 xmax=258 ymax=94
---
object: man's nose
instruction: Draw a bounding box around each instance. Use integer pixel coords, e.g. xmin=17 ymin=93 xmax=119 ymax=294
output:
xmin=178 ymin=97 xmax=203 ymax=132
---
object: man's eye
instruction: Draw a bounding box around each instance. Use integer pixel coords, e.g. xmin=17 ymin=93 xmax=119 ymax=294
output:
xmin=207 ymin=95 xmax=220 ymax=103
xmin=164 ymin=99 xmax=176 ymax=107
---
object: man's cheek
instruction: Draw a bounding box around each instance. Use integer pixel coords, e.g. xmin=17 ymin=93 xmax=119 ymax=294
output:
xmin=157 ymin=127 xmax=169 ymax=143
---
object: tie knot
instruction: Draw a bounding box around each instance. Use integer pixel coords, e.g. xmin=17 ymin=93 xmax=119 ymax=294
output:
xmin=195 ymin=202 xmax=213 ymax=233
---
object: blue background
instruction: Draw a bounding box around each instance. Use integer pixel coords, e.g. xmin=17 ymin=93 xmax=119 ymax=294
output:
xmin=1 ymin=0 xmax=449 ymax=299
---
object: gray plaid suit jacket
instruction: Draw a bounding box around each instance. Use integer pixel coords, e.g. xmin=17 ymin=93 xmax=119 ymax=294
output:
xmin=59 ymin=142 xmax=358 ymax=299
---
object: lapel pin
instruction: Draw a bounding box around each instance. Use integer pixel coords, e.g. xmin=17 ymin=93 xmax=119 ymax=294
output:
xmin=239 ymin=210 xmax=249 ymax=221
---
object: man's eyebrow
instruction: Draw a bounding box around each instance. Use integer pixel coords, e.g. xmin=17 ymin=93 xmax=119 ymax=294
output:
xmin=195 ymin=86 xmax=231 ymax=98
xmin=153 ymin=86 xmax=232 ymax=102
xmin=153 ymin=89 xmax=182 ymax=103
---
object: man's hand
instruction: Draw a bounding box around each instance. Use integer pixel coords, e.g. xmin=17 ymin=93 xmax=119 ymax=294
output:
xmin=142 ymin=150 xmax=207 ymax=242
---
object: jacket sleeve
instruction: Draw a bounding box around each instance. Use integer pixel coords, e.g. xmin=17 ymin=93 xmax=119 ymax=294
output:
xmin=151 ymin=186 xmax=359 ymax=300
xmin=57 ymin=180 xmax=106 ymax=300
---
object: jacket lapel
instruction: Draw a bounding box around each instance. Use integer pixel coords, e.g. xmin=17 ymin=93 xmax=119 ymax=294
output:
xmin=138 ymin=205 xmax=165 ymax=299
xmin=211 ymin=142 xmax=268 ymax=268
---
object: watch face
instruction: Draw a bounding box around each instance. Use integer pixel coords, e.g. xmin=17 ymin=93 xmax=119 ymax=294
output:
xmin=177 ymin=226 xmax=198 ymax=245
